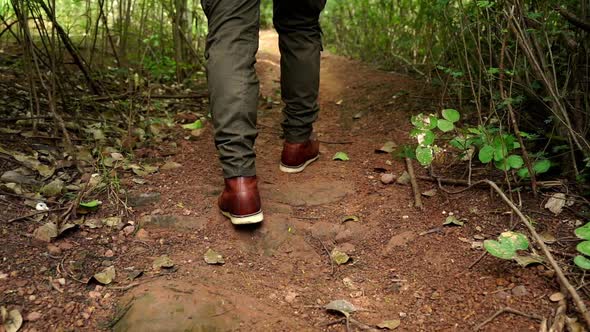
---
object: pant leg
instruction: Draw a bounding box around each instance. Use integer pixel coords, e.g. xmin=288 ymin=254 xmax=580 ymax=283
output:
xmin=273 ymin=0 xmax=326 ymax=143
xmin=202 ymin=0 xmax=260 ymax=178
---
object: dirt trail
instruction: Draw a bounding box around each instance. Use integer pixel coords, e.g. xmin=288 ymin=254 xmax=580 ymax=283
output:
xmin=108 ymin=32 xmax=554 ymax=331
xmin=8 ymin=32 xmax=544 ymax=332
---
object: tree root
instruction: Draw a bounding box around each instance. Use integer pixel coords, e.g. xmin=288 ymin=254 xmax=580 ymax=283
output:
xmin=475 ymin=307 xmax=543 ymax=331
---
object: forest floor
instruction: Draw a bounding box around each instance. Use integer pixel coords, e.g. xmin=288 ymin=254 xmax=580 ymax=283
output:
xmin=1 ymin=31 xmax=574 ymax=332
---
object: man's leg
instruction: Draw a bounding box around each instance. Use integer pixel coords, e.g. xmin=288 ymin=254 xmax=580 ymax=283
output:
xmin=203 ymin=0 xmax=263 ymax=224
xmin=274 ymin=0 xmax=326 ymax=173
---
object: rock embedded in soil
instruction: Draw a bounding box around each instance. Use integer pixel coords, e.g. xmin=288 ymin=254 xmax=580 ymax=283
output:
xmin=380 ymin=173 xmax=395 ymax=184
xmin=113 ymin=280 xmax=279 ymax=332
xmin=127 ymin=192 xmax=161 ymax=207
xmin=511 ymin=285 xmax=528 ymax=297
xmin=139 ymin=215 xmax=206 ymax=231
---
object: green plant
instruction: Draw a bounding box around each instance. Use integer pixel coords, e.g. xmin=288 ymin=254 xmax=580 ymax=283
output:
xmin=574 ymin=223 xmax=590 ymax=269
xmin=410 ymin=109 xmax=552 ymax=179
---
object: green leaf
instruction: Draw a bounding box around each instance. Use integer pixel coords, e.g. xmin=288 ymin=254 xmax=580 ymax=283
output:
xmin=415 ymin=146 xmax=433 ymax=166
xmin=411 ymin=114 xmax=437 ymax=130
xmin=493 ymin=138 xmax=507 ymax=162
xmin=494 ymin=160 xmax=510 ymax=171
xmin=575 ymin=223 xmax=590 ymax=240
xmin=441 ymin=109 xmax=460 ymax=123
xmin=478 ymin=145 xmax=494 ymax=163
xmin=576 ymin=241 xmax=590 ymax=256
xmin=437 ymin=119 xmax=454 ymax=132
xmin=80 ymin=200 xmax=102 ymax=208
xmin=333 ymin=152 xmax=350 ymax=161
xmin=411 ymin=130 xmax=435 ymax=146
xmin=574 ymin=255 xmax=590 ymax=270
xmin=506 ymin=155 xmax=524 ymax=169
xmin=533 ymin=159 xmax=551 ymax=174
xmin=182 ymin=120 xmax=203 ymax=130
xmin=517 ymin=168 xmax=530 ymax=178
xmin=483 ymin=231 xmax=529 ymax=260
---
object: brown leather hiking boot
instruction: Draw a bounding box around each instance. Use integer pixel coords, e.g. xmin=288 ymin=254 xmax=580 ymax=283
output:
xmin=280 ymin=139 xmax=320 ymax=173
xmin=218 ymin=176 xmax=263 ymax=225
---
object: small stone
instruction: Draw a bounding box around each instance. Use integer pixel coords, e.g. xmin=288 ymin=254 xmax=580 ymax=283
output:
xmin=380 ymin=173 xmax=395 ymax=185
xmin=104 ymin=250 xmax=114 ymax=258
xmin=399 ymin=312 xmax=407 ymax=318
xmin=511 ymin=285 xmax=528 ymax=297
xmin=75 ymin=319 xmax=84 ymax=327
xmin=123 ymin=225 xmax=135 ymax=236
xmin=26 ymin=311 xmax=42 ymax=322
xmin=47 ymin=244 xmax=62 ymax=256
xmin=396 ymin=171 xmax=411 ymax=185
xmin=28 ymin=295 xmax=36 ymax=301
xmin=284 ymin=290 xmax=298 ymax=304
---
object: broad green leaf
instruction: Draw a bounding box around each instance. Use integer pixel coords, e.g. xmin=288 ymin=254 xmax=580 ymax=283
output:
xmin=483 ymin=231 xmax=529 ymax=260
xmin=506 ymin=155 xmax=524 ymax=169
xmin=442 ymin=109 xmax=460 ymax=122
xmin=412 ymin=130 xmax=434 ymax=146
xmin=493 ymin=138 xmax=507 ymax=162
xmin=80 ymin=200 xmax=102 ymax=208
xmin=495 ymin=159 xmax=510 ymax=171
xmin=182 ymin=120 xmax=203 ymax=130
xmin=437 ymin=119 xmax=454 ymax=132
xmin=415 ymin=146 xmax=433 ymax=165
xmin=478 ymin=145 xmax=494 ymax=163
xmin=410 ymin=114 xmax=437 ymax=130
xmin=533 ymin=159 xmax=551 ymax=174
xmin=333 ymin=152 xmax=349 ymax=161
xmin=576 ymin=241 xmax=590 ymax=256
xmin=517 ymin=168 xmax=530 ymax=178
xmin=574 ymin=255 xmax=590 ymax=270
xmin=575 ymin=223 xmax=590 ymax=240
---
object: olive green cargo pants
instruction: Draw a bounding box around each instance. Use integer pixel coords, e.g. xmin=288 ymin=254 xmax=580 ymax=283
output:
xmin=201 ymin=0 xmax=326 ymax=178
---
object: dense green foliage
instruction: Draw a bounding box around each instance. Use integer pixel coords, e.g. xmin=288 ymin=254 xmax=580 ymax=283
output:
xmin=322 ymin=0 xmax=590 ymax=181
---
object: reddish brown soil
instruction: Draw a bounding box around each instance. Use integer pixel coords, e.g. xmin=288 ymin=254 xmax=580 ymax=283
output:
xmin=1 ymin=31 xmax=565 ymax=332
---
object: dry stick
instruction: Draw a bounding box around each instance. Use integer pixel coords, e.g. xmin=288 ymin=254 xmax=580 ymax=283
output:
xmin=405 ymin=157 xmax=423 ymax=210
xmin=483 ymin=179 xmax=590 ymax=328
xmin=475 ymin=307 xmax=543 ymax=331
xmin=498 ymin=32 xmax=537 ymax=195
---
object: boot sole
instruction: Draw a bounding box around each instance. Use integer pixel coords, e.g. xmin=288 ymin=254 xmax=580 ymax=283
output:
xmin=220 ymin=209 xmax=264 ymax=225
xmin=279 ymin=155 xmax=320 ymax=174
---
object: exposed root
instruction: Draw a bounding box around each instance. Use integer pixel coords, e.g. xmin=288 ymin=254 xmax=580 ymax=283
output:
xmin=475 ymin=307 xmax=543 ymax=331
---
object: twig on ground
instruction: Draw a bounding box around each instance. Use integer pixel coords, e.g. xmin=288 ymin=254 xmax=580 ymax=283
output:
xmin=405 ymin=157 xmax=423 ymax=210
xmin=468 ymin=252 xmax=488 ymax=269
xmin=475 ymin=307 xmax=542 ymax=331
xmin=6 ymin=207 xmax=67 ymax=223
